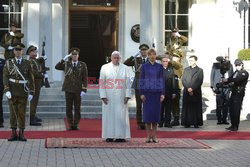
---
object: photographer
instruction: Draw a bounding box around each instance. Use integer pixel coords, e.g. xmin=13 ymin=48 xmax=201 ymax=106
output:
xmin=210 ymin=55 xmax=233 ymax=125
xmin=222 ymin=59 xmax=249 ymax=131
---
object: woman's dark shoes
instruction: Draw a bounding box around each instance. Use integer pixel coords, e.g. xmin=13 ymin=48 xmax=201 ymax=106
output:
xmin=115 ymin=139 xmax=126 ymax=142
xmin=106 ymin=138 xmax=114 ymax=142
xmin=152 ymin=137 xmax=157 ymax=143
xmin=146 ymin=137 xmax=151 ymax=143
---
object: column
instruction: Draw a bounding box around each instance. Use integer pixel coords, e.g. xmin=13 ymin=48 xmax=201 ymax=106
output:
xmin=39 ymin=0 xmax=53 ymax=81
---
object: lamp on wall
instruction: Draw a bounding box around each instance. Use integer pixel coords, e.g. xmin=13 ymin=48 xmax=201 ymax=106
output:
xmin=233 ymin=0 xmax=250 ymax=18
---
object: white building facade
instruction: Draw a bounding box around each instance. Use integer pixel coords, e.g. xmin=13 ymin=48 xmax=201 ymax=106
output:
xmin=0 ymin=0 xmax=249 ymax=118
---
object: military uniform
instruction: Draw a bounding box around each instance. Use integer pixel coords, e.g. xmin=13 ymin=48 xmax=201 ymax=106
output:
xmin=0 ymin=23 xmax=24 ymax=60
xmin=55 ymin=48 xmax=88 ymax=130
xmin=0 ymin=58 xmax=5 ymax=127
xmin=224 ymin=59 xmax=249 ymax=131
xmin=27 ymin=45 xmax=43 ymax=126
xmin=3 ymin=43 xmax=35 ymax=141
xmin=166 ymin=28 xmax=188 ymax=57
xmin=124 ymin=44 xmax=149 ymax=129
xmin=168 ymin=51 xmax=183 ymax=126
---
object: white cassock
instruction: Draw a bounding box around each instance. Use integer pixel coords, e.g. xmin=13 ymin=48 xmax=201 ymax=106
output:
xmin=99 ymin=62 xmax=131 ymax=139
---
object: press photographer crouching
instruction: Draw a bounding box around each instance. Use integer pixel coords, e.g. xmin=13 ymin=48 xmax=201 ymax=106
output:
xmin=210 ymin=55 xmax=233 ymax=125
xmin=222 ymin=59 xmax=249 ymax=131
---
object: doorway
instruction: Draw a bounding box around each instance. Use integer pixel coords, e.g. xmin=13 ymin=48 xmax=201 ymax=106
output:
xmin=70 ymin=12 xmax=117 ymax=79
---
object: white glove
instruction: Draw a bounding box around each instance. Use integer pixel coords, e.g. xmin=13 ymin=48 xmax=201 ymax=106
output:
xmin=8 ymin=46 xmax=13 ymax=50
xmin=5 ymin=91 xmax=12 ymax=99
xmin=175 ymin=32 xmax=181 ymax=37
xmin=9 ymin=31 xmax=15 ymax=36
xmin=28 ymin=95 xmax=33 ymax=101
xmin=43 ymin=55 xmax=48 ymax=60
xmin=63 ymin=54 xmax=71 ymax=61
xmin=44 ymin=74 xmax=48 ymax=78
xmin=80 ymin=91 xmax=86 ymax=97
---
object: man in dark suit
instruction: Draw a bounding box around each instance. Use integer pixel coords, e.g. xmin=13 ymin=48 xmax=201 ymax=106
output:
xmin=124 ymin=44 xmax=149 ymax=129
xmin=181 ymin=55 xmax=204 ymax=128
xmin=0 ymin=58 xmax=5 ymax=128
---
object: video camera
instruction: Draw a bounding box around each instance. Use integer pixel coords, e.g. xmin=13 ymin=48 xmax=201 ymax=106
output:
xmin=213 ymin=56 xmax=231 ymax=94
xmin=214 ymin=56 xmax=231 ymax=76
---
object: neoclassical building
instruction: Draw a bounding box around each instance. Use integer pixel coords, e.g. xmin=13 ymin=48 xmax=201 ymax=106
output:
xmin=0 ymin=0 xmax=249 ymax=118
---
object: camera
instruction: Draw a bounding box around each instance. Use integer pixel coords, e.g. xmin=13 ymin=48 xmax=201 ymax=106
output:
xmin=215 ymin=56 xmax=231 ymax=76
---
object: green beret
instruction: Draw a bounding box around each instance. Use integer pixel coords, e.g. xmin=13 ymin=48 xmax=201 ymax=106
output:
xmin=70 ymin=47 xmax=80 ymax=55
xmin=26 ymin=45 xmax=37 ymax=55
xmin=139 ymin=44 xmax=149 ymax=50
xmin=13 ymin=43 xmax=25 ymax=49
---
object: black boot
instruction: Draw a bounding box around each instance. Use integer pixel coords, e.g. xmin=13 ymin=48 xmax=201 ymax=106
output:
xmin=170 ymin=117 xmax=180 ymax=126
xmin=8 ymin=128 xmax=18 ymax=141
xmin=18 ymin=129 xmax=27 ymax=141
xmin=30 ymin=116 xmax=41 ymax=126
xmin=34 ymin=115 xmax=42 ymax=122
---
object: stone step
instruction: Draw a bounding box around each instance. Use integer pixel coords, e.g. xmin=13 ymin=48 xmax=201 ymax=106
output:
xmin=3 ymin=106 xmax=136 ymax=113
xmin=2 ymin=112 xmax=136 ymax=119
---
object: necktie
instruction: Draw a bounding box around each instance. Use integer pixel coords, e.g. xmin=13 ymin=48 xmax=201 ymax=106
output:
xmin=142 ymin=58 xmax=146 ymax=63
xmin=74 ymin=63 xmax=76 ymax=67
xmin=17 ymin=60 xmax=20 ymax=66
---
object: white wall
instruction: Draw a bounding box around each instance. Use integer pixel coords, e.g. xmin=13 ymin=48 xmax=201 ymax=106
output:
xmin=26 ymin=3 xmax=40 ymax=51
xmin=123 ymin=0 xmax=140 ymax=60
xmin=52 ymin=2 xmax=63 ymax=81
xmin=189 ymin=0 xmax=243 ymax=83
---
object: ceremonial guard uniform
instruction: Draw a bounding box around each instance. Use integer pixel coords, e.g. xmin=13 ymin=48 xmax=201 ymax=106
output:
xmin=27 ymin=45 xmax=43 ymax=126
xmin=124 ymin=44 xmax=149 ymax=129
xmin=0 ymin=58 xmax=5 ymax=128
xmin=0 ymin=23 xmax=24 ymax=60
xmin=55 ymin=48 xmax=88 ymax=130
xmin=3 ymin=43 xmax=35 ymax=141
xmin=224 ymin=59 xmax=249 ymax=131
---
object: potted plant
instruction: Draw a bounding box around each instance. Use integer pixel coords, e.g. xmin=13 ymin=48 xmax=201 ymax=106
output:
xmin=238 ymin=49 xmax=250 ymax=71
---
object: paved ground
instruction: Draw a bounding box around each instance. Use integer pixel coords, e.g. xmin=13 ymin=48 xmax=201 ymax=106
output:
xmin=1 ymin=119 xmax=250 ymax=167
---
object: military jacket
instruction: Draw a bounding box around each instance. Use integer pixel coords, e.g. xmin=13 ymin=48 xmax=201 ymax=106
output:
xmin=29 ymin=58 xmax=44 ymax=80
xmin=0 ymin=32 xmax=24 ymax=59
xmin=55 ymin=60 xmax=88 ymax=93
xmin=3 ymin=58 xmax=35 ymax=97
xmin=166 ymin=35 xmax=188 ymax=55
xmin=124 ymin=56 xmax=148 ymax=89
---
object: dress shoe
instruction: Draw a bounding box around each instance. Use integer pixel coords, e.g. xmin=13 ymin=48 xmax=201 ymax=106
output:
xmin=106 ymin=138 xmax=114 ymax=142
xmin=152 ymin=137 xmax=157 ymax=143
xmin=67 ymin=126 xmax=74 ymax=130
xmin=8 ymin=129 xmax=18 ymax=141
xmin=35 ymin=116 xmax=42 ymax=122
xmin=72 ymin=126 xmax=79 ymax=130
xmin=0 ymin=123 xmax=4 ymax=128
xmin=170 ymin=119 xmax=180 ymax=126
xmin=164 ymin=123 xmax=172 ymax=128
xmin=18 ymin=129 xmax=27 ymax=141
xmin=222 ymin=121 xmax=230 ymax=125
xmin=230 ymin=127 xmax=238 ymax=131
xmin=146 ymin=138 xmax=151 ymax=143
xmin=225 ymin=126 xmax=233 ymax=130
xmin=184 ymin=125 xmax=190 ymax=128
xmin=140 ymin=124 xmax=145 ymax=130
xmin=194 ymin=125 xmax=199 ymax=128
xmin=217 ymin=121 xmax=222 ymax=125
xmin=30 ymin=116 xmax=42 ymax=126
xmin=115 ymin=139 xmax=126 ymax=142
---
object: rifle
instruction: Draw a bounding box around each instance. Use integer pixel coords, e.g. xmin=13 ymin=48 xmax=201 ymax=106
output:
xmin=40 ymin=36 xmax=50 ymax=88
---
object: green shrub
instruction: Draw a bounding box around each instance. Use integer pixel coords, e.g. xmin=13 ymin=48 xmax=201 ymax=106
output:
xmin=238 ymin=49 xmax=250 ymax=60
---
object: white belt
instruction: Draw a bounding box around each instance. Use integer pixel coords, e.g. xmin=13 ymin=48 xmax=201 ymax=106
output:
xmin=9 ymin=78 xmax=28 ymax=84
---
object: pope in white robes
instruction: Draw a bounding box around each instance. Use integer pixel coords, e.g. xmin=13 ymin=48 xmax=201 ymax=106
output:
xmin=99 ymin=51 xmax=131 ymax=142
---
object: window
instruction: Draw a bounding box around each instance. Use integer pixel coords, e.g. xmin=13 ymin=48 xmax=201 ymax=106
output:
xmin=0 ymin=0 xmax=22 ymax=41
xmin=71 ymin=0 xmax=117 ymax=7
xmin=165 ymin=0 xmax=189 ymax=46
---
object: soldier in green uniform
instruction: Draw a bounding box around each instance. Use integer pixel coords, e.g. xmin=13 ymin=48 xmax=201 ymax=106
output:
xmin=169 ymin=50 xmax=183 ymax=126
xmin=27 ymin=45 xmax=44 ymax=126
xmin=166 ymin=28 xmax=187 ymax=57
xmin=0 ymin=23 xmax=24 ymax=60
xmin=124 ymin=44 xmax=149 ymax=130
xmin=55 ymin=48 xmax=88 ymax=130
xmin=3 ymin=43 xmax=35 ymax=141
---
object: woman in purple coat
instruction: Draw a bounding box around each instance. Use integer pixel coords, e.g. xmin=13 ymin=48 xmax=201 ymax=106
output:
xmin=139 ymin=49 xmax=165 ymax=143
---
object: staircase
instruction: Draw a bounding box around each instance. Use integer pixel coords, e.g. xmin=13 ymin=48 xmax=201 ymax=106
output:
xmin=3 ymin=82 xmax=136 ymax=118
